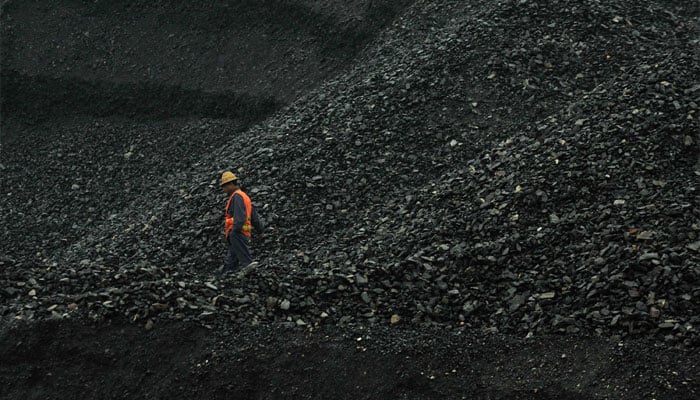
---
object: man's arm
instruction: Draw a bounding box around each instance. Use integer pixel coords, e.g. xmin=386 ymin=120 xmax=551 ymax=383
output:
xmin=232 ymin=195 xmax=247 ymax=233
xmin=251 ymin=206 xmax=265 ymax=234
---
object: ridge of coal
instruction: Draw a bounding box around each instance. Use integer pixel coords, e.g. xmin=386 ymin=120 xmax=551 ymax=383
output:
xmin=1 ymin=0 xmax=414 ymax=102
xmin=1 ymin=70 xmax=282 ymax=121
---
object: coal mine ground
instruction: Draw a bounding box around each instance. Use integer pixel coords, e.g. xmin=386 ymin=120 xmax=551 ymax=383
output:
xmin=1 ymin=1 xmax=699 ymax=399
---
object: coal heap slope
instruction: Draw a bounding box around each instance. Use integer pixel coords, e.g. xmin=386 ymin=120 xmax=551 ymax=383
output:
xmin=0 ymin=1 xmax=411 ymax=262
xmin=0 ymin=0 xmax=412 ymax=102
xmin=2 ymin=0 xmax=700 ymax=344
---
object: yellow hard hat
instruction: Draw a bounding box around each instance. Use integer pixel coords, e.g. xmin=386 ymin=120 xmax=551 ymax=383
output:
xmin=220 ymin=171 xmax=238 ymax=186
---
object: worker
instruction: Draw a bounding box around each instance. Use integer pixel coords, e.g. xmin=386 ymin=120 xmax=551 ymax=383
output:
xmin=220 ymin=171 xmax=265 ymax=276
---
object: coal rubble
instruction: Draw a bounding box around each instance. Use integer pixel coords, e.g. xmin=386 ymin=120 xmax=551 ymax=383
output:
xmin=1 ymin=0 xmax=699 ymax=350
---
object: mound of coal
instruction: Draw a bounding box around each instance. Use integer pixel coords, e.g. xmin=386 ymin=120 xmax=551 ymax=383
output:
xmin=2 ymin=0 xmax=699 ymax=349
xmin=1 ymin=0 xmax=412 ymax=102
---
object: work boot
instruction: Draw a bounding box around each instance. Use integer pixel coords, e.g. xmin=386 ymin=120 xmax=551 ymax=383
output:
xmin=235 ymin=261 xmax=259 ymax=277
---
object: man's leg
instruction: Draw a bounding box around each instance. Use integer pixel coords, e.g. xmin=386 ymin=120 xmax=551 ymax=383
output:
xmin=223 ymin=239 xmax=240 ymax=273
xmin=229 ymin=232 xmax=253 ymax=267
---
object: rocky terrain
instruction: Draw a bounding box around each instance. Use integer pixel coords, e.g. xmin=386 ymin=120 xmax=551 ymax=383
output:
xmin=1 ymin=0 xmax=699 ymax=398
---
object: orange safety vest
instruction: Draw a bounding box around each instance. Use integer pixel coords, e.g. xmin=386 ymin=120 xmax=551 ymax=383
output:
xmin=224 ymin=189 xmax=252 ymax=238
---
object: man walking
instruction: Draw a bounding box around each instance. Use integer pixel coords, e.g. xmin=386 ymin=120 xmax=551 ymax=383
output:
xmin=220 ymin=171 xmax=264 ymax=276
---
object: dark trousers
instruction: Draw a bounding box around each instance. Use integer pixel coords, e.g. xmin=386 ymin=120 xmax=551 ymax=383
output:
xmin=224 ymin=232 xmax=252 ymax=272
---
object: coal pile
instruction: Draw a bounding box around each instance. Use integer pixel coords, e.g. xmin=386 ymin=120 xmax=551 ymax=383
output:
xmin=2 ymin=0 xmax=699 ymax=349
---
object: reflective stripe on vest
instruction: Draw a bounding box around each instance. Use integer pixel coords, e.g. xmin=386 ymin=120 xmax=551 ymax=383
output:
xmin=225 ymin=189 xmax=253 ymax=238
